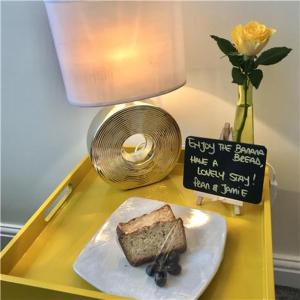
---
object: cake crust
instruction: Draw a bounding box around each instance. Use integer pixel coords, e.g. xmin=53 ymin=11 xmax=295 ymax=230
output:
xmin=117 ymin=204 xmax=175 ymax=235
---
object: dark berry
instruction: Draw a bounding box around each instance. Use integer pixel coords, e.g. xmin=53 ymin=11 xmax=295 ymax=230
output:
xmin=155 ymin=253 xmax=166 ymax=265
xmin=166 ymin=250 xmax=180 ymax=265
xmin=165 ymin=263 xmax=181 ymax=275
xmin=146 ymin=263 xmax=158 ymax=277
xmin=154 ymin=270 xmax=167 ymax=287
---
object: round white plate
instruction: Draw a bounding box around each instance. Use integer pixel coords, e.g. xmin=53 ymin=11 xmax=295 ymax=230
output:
xmin=73 ymin=197 xmax=227 ymax=300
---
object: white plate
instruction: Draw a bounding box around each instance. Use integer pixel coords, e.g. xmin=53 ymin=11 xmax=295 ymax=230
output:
xmin=73 ymin=197 xmax=227 ymax=300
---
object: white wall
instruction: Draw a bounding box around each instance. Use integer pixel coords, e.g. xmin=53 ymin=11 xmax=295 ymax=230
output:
xmin=1 ymin=0 xmax=299 ymax=278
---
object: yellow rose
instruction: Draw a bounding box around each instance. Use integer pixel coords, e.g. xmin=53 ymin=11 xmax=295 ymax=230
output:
xmin=231 ymin=21 xmax=276 ymax=56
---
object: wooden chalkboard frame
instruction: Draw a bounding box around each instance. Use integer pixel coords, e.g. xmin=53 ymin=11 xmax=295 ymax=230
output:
xmin=183 ymin=136 xmax=267 ymax=204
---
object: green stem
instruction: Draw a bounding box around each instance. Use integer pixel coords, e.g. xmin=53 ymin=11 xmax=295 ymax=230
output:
xmin=235 ymin=80 xmax=248 ymax=142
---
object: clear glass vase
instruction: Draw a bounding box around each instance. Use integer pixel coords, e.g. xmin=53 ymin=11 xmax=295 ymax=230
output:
xmin=232 ymin=82 xmax=254 ymax=144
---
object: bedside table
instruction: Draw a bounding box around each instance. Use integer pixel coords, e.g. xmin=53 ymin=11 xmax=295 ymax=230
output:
xmin=1 ymin=153 xmax=275 ymax=299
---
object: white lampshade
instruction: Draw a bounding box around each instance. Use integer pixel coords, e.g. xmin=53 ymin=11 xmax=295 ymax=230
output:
xmin=45 ymin=1 xmax=186 ymax=106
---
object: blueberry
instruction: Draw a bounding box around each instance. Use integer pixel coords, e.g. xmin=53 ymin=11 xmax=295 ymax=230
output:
xmin=166 ymin=250 xmax=180 ymax=265
xmin=146 ymin=263 xmax=159 ymax=277
xmin=165 ymin=263 xmax=181 ymax=275
xmin=155 ymin=253 xmax=166 ymax=265
xmin=154 ymin=270 xmax=167 ymax=287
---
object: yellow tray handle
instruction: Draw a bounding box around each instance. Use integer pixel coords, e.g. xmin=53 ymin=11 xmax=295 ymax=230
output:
xmin=44 ymin=183 xmax=73 ymax=222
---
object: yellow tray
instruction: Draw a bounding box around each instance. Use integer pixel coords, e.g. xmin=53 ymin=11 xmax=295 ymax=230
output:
xmin=1 ymin=153 xmax=275 ymax=299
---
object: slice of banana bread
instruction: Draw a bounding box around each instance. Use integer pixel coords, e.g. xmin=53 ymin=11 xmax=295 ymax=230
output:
xmin=116 ymin=205 xmax=187 ymax=266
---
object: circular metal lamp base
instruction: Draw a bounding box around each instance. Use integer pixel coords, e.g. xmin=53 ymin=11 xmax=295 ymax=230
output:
xmin=87 ymin=103 xmax=182 ymax=190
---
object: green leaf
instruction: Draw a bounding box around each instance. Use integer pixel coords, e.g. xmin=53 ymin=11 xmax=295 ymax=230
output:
xmin=248 ymin=69 xmax=263 ymax=89
xmin=228 ymin=54 xmax=244 ymax=67
xmin=255 ymin=47 xmax=292 ymax=66
xmin=243 ymin=58 xmax=256 ymax=73
xmin=232 ymin=68 xmax=246 ymax=85
xmin=210 ymin=35 xmax=237 ymax=56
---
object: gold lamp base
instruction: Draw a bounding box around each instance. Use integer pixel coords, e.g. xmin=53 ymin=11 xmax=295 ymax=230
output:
xmin=87 ymin=102 xmax=182 ymax=190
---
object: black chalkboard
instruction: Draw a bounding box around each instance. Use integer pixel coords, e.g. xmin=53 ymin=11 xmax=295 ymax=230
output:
xmin=183 ymin=136 xmax=267 ymax=204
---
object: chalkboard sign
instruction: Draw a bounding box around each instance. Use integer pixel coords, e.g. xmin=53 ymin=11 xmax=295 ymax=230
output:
xmin=183 ymin=136 xmax=267 ymax=204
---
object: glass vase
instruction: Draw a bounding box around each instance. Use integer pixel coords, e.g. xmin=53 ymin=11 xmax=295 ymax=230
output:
xmin=232 ymin=82 xmax=254 ymax=144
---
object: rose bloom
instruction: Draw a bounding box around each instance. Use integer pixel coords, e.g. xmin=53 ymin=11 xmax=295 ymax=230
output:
xmin=231 ymin=21 xmax=276 ymax=56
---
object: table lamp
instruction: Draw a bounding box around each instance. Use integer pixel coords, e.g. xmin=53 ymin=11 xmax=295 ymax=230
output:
xmin=45 ymin=1 xmax=186 ymax=189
